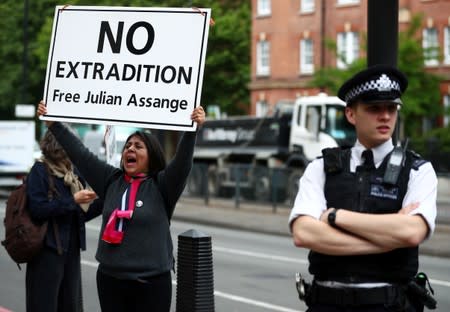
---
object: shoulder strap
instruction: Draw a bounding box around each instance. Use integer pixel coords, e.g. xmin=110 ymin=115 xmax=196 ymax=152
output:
xmin=407 ymin=150 xmax=428 ymax=170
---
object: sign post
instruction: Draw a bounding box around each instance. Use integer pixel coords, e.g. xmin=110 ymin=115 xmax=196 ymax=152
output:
xmin=42 ymin=6 xmax=211 ymax=131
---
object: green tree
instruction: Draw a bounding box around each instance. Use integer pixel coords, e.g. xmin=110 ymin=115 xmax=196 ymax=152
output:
xmin=0 ymin=0 xmax=250 ymax=119
xmin=200 ymin=1 xmax=251 ymax=115
xmin=310 ymin=14 xmax=443 ymax=138
xmin=0 ymin=0 xmax=64 ymax=118
xmin=397 ymin=14 xmax=442 ymax=137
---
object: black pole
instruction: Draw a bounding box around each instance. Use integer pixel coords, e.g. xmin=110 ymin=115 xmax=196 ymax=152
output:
xmin=22 ymin=0 xmax=29 ymax=104
xmin=367 ymin=0 xmax=401 ymax=144
xmin=367 ymin=0 xmax=398 ymax=67
xmin=176 ymin=229 xmax=215 ymax=312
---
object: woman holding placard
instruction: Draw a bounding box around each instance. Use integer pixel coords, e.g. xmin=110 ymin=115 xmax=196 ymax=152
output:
xmin=37 ymin=101 xmax=205 ymax=311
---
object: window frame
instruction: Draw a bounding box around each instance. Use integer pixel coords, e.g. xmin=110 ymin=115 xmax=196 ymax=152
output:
xmin=256 ymin=100 xmax=269 ymax=117
xmin=336 ymin=31 xmax=359 ymax=69
xmin=422 ymin=27 xmax=439 ymax=67
xmin=257 ymin=0 xmax=271 ymax=16
xmin=300 ymin=0 xmax=315 ymax=13
xmin=444 ymin=95 xmax=450 ymax=127
xmin=337 ymin=0 xmax=360 ymax=5
xmin=444 ymin=26 xmax=450 ymax=65
xmin=300 ymin=38 xmax=314 ymax=74
xmin=256 ymin=40 xmax=271 ymax=76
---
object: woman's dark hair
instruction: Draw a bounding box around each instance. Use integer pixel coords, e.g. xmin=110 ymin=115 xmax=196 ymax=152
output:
xmin=121 ymin=131 xmax=166 ymax=176
xmin=40 ymin=129 xmax=68 ymax=163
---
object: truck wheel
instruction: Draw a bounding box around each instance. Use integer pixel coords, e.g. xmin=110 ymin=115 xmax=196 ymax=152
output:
xmin=287 ymin=169 xmax=304 ymax=205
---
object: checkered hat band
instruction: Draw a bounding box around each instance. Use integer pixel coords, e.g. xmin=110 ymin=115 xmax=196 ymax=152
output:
xmin=344 ymin=78 xmax=401 ymax=102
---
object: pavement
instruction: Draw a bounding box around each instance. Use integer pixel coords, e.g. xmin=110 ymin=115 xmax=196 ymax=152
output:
xmin=173 ymin=177 xmax=450 ymax=258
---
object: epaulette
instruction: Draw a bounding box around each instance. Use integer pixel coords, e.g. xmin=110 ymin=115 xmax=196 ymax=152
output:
xmin=407 ymin=150 xmax=428 ymax=170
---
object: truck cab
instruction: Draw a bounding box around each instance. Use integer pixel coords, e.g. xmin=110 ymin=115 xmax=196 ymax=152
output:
xmin=290 ymin=93 xmax=355 ymax=159
xmin=188 ymin=93 xmax=355 ymax=204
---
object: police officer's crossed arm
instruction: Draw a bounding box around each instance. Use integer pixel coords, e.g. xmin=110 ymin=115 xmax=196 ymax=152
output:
xmin=319 ymin=203 xmax=429 ymax=250
xmin=292 ymin=215 xmax=394 ymax=255
xmin=292 ymin=202 xmax=429 ymax=256
xmin=290 ymin=160 xmax=393 ymax=255
xmin=290 ymin=156 xmax=436 ymax=256
xmin=317 ymin=158 xmax=437 ymax=252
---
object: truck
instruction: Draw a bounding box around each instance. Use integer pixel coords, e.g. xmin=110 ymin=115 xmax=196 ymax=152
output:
xmin=187 ymin=93 xmax=356 ymax=204
xmin=0 ymin=121 xmax=36 ymax=188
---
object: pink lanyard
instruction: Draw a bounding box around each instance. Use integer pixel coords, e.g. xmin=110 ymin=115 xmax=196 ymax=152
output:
xmin=102 ymin=174 xmax=148 ymax=244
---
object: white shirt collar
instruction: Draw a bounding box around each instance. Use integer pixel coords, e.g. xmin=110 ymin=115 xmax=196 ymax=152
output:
xmin=352 ymin=139 xmax=394 ymax=168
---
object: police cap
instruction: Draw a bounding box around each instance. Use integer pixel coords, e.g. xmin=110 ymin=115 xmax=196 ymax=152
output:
xmin=337 ymin=64 xmax=408 ymax=106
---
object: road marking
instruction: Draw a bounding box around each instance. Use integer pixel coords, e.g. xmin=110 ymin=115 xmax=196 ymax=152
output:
xmin=81 ymin=259 xmax=99 ymax=267
xmin=213 ymin=246 xmax=308 ymax=265
xmin=81 ymin=260 xmax=302 ymax=312
xmin=84 ymin=222 xmax=450 ymax=289
xmin=213 ymin=290 xmax=302 ymax=312
xmin=85 ymin=223 xmax=101 ymax=231
xmin=429 ymin=278 xmax=450 ymax=287
xmin=86 ymin=223 xmax=307 ymax=264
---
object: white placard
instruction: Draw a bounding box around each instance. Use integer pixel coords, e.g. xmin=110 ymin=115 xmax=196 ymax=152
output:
xmin=42 ymin=5 xmax=211 ymax=131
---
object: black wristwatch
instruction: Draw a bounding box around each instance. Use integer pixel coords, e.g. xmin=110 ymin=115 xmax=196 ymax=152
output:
xmin=328 ymin=208 xmax=338 ymax=228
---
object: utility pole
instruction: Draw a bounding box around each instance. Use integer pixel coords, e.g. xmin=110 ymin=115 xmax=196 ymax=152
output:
xmin=367 ymin=0 xmax=401 ymax=143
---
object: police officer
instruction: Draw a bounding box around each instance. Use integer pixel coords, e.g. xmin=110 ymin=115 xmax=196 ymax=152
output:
xmin=289 ymin=64 xmax=437 ymax=311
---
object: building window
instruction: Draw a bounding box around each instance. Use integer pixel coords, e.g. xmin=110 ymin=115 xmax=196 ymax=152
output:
xmin=444 ymin=27 xmax=450 ymax=65
xmin=300 ymin=39 xmax=314 ymax=74
xmin=423 ymin=27 xmax=439 ymax=66
xmin=336 ymin=31 xmax=359 ymax=69
xmin=257 ymin=0 xmax=271 ymax=16
xmin=256 ymin=100 xmax=269 ymax=117
xmin=301 ymin=0 xmax=315 ymax=13
xmin=257 ymin=40 xmax=270 ymax=76
xmin=337 ymin=0 xmax=360 ymax=5
xmin=444 ymin=95 xmax=450 ymax=127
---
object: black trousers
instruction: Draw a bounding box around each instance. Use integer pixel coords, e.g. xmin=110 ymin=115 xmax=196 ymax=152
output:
xmin=96 ymin=269 xmax=172 ymax=312
xmin=26 ymin=245 xmax=82 ymax=312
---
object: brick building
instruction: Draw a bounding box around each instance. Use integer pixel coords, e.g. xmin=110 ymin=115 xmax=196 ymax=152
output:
xmin=249 ymin=0 xmax=450 ymax=128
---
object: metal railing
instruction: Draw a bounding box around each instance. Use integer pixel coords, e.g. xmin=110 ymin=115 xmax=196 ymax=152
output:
xmin=185 ymin=163 xmax=450 ymax=223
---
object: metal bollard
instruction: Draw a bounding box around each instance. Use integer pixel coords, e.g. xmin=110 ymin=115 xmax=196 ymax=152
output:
xmin=176 ymin=229 xmax=215 ymax=312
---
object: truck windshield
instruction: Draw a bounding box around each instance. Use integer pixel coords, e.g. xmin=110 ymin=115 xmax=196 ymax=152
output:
xmin=324 ymin=105 xmax=356 ymax=146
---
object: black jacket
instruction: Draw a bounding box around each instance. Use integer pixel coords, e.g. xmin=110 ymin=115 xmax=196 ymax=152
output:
xmin=50 ymin=122 xmax=197 ymax=280
xmin=26 ymin=161 xmax=102 ymax=252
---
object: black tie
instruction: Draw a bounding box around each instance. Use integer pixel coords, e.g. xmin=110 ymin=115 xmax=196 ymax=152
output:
xmin=361 ymin=149 xmax=375 ymax=170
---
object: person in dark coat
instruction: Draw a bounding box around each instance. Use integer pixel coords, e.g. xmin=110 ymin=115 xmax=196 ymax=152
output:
xmin=26 ymin=128 xmax=102 ymax=312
